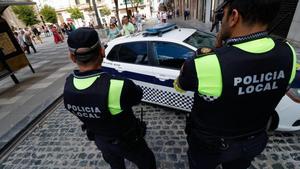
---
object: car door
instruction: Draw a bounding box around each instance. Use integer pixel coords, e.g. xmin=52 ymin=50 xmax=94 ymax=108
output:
xmin=103 ymin=41 xmax=159 ymax=90
xmin=143 ymin=41 xmax=195 ymax=111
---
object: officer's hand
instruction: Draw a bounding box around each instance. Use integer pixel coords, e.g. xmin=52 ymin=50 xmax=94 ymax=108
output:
xmin=173 ymin=78 xmax=186 ymax=93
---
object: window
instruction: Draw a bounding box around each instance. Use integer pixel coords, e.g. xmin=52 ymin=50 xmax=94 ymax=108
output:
xmin=107 ymin=42 xmax=148 ymax=65
xmin=107 ymin=45 xmax=119 ymax=61
xmin=184 ymin=31 xmax=216 ymax=49
xmin=153 ymin=42 xmax=194 ymax=69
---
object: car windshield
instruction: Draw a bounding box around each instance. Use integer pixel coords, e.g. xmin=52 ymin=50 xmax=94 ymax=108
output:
xmin=184 ymin=31 xmax=216 ymax=49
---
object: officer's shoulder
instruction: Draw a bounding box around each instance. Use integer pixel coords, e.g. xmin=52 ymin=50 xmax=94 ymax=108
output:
xmin=194 ymin=47 xmax=217 ymax=59
xmin=109 ymin=74 xmax=130 ymax=83
xmin=194 ymin=52 xmax=217 ymax=59
xmin=66 ymin=73 xmax=74 ymax=80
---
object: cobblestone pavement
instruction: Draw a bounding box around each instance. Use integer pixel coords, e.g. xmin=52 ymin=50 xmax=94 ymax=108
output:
xmin=0 ymin=36 xmax=76 ymax=149
xmin=0 ymin=102 xmax=300 ymax=169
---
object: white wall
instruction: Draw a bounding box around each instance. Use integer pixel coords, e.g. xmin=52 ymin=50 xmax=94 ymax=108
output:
xmin=287 ymin=1 xmax=300 ymax=45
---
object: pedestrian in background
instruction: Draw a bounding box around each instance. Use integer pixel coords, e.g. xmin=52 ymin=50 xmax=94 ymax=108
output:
xmin=122 ymin=16 xmax=135 ymax=36
xmin=108 ymin=23 xmax=120 ymax=40
xmin=157 ymin=12 xmax=161 ymax=24
xmin=110 ymin=16 xmax=118 ymax=26
xmin=174 ymin=0 xmax=297 ymax=169
xmin=136 ymin=11 xmax=143 ymax=32
xmin=176 ymin=9 xmax=180 ymax=18
xmin=64 ymin=27 xmax=156 ymax=169
xmin=51 ymin=25 xmax=63 ymax=44
xmin=23 ymin=28 xmax=37 ymax=54
xmin=17 ymin=31 xmax=26 ymax=52
xmin=32 ymin=26 xmax=43 ymax=44
xmin=184 ymin=8 xmax=190 ymax=20
xmin=210 ymin=11 xmax=221 ymax=33
xmin=161 ymin=11 xmax=167 ymax=23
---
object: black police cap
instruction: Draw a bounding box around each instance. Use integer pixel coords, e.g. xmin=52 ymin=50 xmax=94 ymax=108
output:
xmin=216 ymin=0 xmax=231 ymax=12
xmin=67 ymin=27 xmax=101 ymax=62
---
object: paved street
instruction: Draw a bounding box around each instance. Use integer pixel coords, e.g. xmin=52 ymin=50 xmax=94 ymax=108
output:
xmin=0 ymin=102 xmax=300 ymax=169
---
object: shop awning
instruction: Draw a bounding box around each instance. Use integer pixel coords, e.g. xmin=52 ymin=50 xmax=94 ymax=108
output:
xmin=0 ymin=0 xmax=36 ymax=14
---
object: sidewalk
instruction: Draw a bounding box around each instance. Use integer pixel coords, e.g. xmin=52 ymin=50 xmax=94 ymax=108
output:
xmin=0 ymin=36 xmax=76 ymax=150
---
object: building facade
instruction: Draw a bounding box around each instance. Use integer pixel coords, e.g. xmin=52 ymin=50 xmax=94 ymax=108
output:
xmin=172 ymin=0 xmax=300 ymax=44
xmin=34 ymin=0 xmax=156 ymax=27
xmin=1 ymin=6 xmax=26 ymax=29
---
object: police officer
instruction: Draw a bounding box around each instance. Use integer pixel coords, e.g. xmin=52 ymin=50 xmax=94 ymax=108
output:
xmin=64 ymin=27 xmax=156 ymax=169
xmin=174 ymin=0 xmax=297 ymax=169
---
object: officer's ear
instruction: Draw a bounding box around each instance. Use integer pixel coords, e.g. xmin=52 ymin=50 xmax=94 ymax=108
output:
xmin=69 ymin=52 xmax=77 ymax=63
xmin=228 ymin=9 xmax=239 ymax=28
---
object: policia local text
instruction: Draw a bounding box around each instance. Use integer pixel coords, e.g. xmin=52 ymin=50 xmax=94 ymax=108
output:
xmin=67 ymin=104 xmax=101 ymax=118
xmin=234 ymin=70 xmax=285 ymax=95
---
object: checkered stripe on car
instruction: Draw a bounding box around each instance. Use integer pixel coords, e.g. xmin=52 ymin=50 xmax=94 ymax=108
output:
xmin=199 ymin=94 xmax=219 ymax=102
xmin=139 ymin=85 xmax=193 ymax=111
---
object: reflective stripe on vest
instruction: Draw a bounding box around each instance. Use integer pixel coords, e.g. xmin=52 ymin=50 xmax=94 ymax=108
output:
xmin=286 ymin=42 xmax=297 ymax=84
xmin=233 ymin=37 xmax=275 ymax=53
xmin=194 ymin=54 xmax=223 ymax=97
xmin=73 ymin=76 xmax=100 ymax=90
xmin=232 ymin=38 xmax=296 ymax=84
xmin=108 ymin=79 xmax=124 ymax=115
xmin=73 ymin=76 xmax=123 ymax=116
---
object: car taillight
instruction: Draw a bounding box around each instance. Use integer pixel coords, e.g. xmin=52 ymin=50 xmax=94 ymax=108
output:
xmin=287 ymin=88 xmax=300 ymax=103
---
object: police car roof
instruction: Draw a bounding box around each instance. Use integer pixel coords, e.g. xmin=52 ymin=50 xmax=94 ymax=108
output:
xmin=108 ymin=28 xmax=196 ymax=45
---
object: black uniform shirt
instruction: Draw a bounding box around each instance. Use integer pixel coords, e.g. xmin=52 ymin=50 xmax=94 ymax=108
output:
xmin=178 ymin=58 xmax=198 ymax=91
xmin=72 ymin=69 xmax=143 ymax=110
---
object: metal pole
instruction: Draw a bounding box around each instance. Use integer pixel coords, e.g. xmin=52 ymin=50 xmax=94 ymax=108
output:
xmin=92 ymin=0 xmax=103 ymax=28
xmin=125 ymin=0 xmax=129 ymax=17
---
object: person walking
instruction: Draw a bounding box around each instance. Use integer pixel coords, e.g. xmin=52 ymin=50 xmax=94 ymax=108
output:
xmin=210 ymin=10 xmax=223 ymax=33
xmin=161 ymin=11 xmax=167 ymax=23
xmin=51 ymin=25 xmax=63 ymax=44
xmin=174 ymin=0 xmax=297 ymax=169
xmin=184 ymin=8 xmax=190 ymax=20
xmin=15 ymin=31 xmax=26 ymax=52
xmin=23 ymin=29 xmax=37 ymax=54
xmin=136 ymin=11 xmax=143 ymax=32
xmin=32 ymin=26 xmax=43 ymax=44
xmin=64 ymin=27 xmax=156 ymax=169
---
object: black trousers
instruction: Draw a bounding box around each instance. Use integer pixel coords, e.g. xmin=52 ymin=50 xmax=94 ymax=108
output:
xmin=187 ymin=131 xmax=268 ymax=169
xmin=24 ymin=42 xmax=36 ymax=54
xmin=95 ymin=135 xmax=156 ymax=169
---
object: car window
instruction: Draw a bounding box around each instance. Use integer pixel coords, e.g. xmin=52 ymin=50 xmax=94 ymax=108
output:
xmin=153 ymin=42 xmax=194 ymax=69
xmin=118 ymin=42 xmax=148 ymax=65
xmin=184 ymin=31 xmax=216 ymax=49
xmin=107 ymin=45 xmax=119 ymax=61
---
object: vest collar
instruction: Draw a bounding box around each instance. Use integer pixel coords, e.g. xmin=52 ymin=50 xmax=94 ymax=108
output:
xmin=225 ymin=31 xmax=268 ymax=45
xmin=73 ymin=69 xmax=103 ymax=78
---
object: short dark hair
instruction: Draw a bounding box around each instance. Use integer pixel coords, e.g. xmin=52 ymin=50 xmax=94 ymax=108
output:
xmin=227 ymin=0 xmax=281 ymax=26
xmin=75 ymin=50 xmax=101 ymax=66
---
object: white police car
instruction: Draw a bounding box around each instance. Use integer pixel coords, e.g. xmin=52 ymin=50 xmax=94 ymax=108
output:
xmin=102 ymin=23 xmax=300 ymax=131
